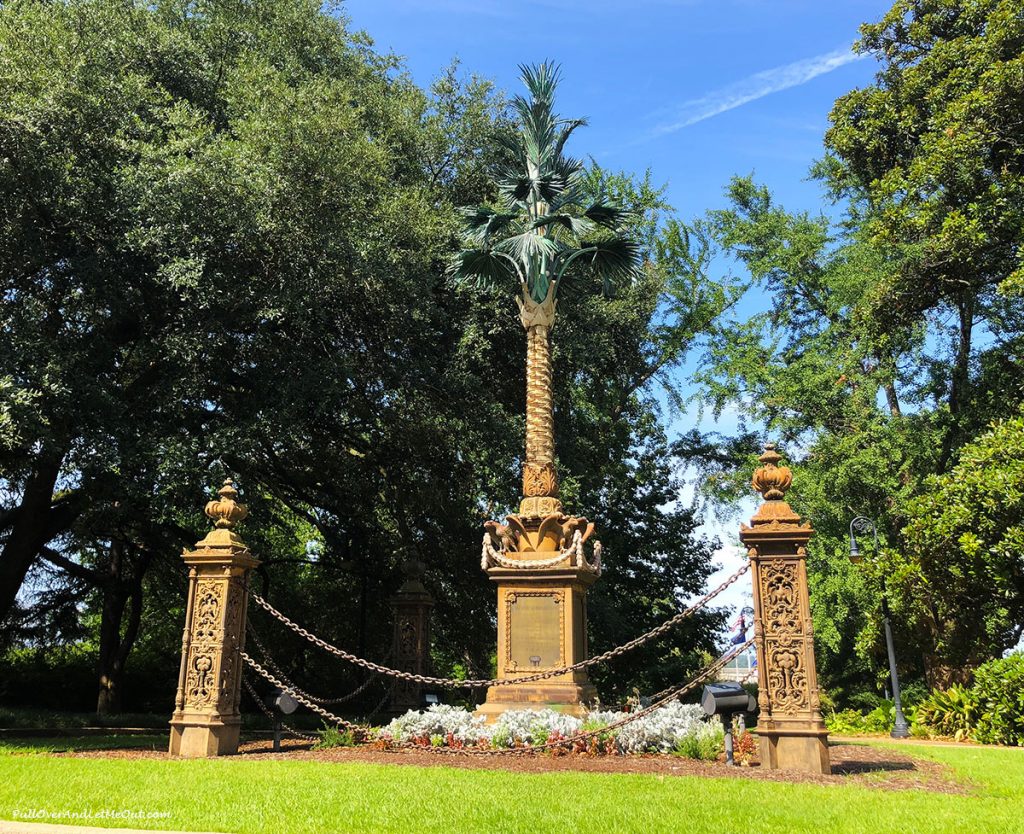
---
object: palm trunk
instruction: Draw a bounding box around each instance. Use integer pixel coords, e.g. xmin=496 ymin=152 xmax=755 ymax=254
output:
xmin=519 ymin=284 xmax=559 ymax=505
xmin=525 ymin=323 xmax=555 ymax=476
xmin=520 ymin=276 xmax=561 ymax=516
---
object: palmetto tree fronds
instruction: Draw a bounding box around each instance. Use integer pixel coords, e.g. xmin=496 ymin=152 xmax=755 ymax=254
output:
xmin=450 ymin=61 xmax=641 ymax=304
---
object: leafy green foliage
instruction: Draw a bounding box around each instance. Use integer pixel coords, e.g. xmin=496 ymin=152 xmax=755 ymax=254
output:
xmin=914 ymin=654 xmax=1024 ymax=746
xmin=825 ymin=702 xmax=902 ymax=736
xmin=972 ymin=653 xmax=1024 ymax=746
xmin=693 ymin=5 xmax=1024 ymax=687
xmin=448 ymin=62 xmax=641 ymax=303
xmin=915 ymin=686 xmax=979 ymax=741
xmin=900 ymin=411 xmax=1024 ymax=670
xmin=671 ymin=729 xmax=722 ymax=761
xmin=0 ymin=2 xmax=725 ymax=714
xmin=314 ymin=725 xmax=358 ymax=749
xmin=823 ymin=0 xmax=1024 ymax=303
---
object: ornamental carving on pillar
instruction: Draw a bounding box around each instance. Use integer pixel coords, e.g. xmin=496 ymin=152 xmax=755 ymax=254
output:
xmin=766 ymin=638 xmax=809 ymax=713
xmin=185 ymin=649 xmax=217 ymax=708
xmin=523 ymin=462 xmax=559 ymax=498
xmin=217 ymin=580 xmax=244 ymax=712
xmin=761 ymin=562 xmax=800 ymax=634
xmin=193 ymin=582 xmax=222 ymax=640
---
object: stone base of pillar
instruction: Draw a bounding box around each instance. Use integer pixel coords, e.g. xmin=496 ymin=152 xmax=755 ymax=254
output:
xmin=759 ymin=728 xmax=831 ymax=774
xmin=475 ymin=564 xmax=598 ymax=723
xmin=168 ymin=713 xmax=241 ymax=758
xmin=475 ymin=681 xmax=597 ymax=722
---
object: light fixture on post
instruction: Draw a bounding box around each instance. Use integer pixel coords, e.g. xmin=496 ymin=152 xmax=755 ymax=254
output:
xmin=848 ymin=515 xmax=910 ymax=739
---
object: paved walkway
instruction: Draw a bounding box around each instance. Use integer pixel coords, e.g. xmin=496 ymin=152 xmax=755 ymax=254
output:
xmin=829 ymin=734 xmax=1024 ymax=749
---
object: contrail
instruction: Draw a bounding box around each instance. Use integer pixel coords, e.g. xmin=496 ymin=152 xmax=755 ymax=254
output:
xmin=649 ymin=45 xmax=867 ymax=137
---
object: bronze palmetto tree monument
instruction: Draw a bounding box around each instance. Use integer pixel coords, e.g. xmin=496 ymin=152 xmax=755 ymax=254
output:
xmin=450 ymin=63 xmax=640 ymax=717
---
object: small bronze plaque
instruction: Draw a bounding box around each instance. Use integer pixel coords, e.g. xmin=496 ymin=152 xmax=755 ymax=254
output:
xmin=509 ymin=593 xmax=562 ymax=669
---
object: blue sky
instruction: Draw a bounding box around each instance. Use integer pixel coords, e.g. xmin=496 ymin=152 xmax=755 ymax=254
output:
xmin=340 ymin=0 xmax=894 ymax=619
xmin=343 ymin=0 xmax=892 ymax=219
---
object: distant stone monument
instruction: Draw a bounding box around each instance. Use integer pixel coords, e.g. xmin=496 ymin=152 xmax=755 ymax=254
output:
xmin=389 ymin=558 xmax=434 ymax=714
xmin=169 ymin=479 xmax=258 ymax=757
xmin=741 ymin=445 xmax=831 ymax=774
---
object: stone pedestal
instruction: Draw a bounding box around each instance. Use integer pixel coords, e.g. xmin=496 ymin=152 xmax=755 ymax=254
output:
xmin=740 ymin=445 xmax=830 ymax=774
xmin=389 ymin=559 xmax=434 ymax=715
xmin=169 ymin=480 xmax=259 ymax=758
xmin=476 ymin=565 xmax=598 ymax=721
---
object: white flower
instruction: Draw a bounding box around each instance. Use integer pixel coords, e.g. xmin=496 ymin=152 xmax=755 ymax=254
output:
xmin=376 ymin=700 xmax=723 ymax=756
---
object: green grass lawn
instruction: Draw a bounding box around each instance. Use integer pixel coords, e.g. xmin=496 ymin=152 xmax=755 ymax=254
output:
xmin=1 ymin=738 xmax=1021 ymax=834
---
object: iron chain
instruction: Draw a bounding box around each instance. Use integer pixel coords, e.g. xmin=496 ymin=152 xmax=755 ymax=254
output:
xmin=247 ymin=624 xmax=387 ymax=706
xmin=241 ymin=650 xmax=366 ymax=733
xmin=242 ymin=673 xmax=319 ymax=742
xmin=246 ymin=638 xmax=754 ymax=756
xmin=396 ymin=639 xmax=757 ymax=757
xmin=247 ymin=560 xmax=750 ymax=689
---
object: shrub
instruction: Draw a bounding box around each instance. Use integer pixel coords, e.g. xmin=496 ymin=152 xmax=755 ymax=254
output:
xmin=491 ymin=708 xmax=582 ymax=747
xmin=971 ymin=653 xmax=1024 ymax=746
xmin=314 ymin=725 xmax=357 ymax=749
xmin=825 ymin=704 xmax=896 ymax=735
xmin=914 ymin=685 xmax=978 ymax=740
xmin=671 ymin=722 xmax=723 ymax=760
xmin=733 ymin=730 xmax=758 ymax=765
xmin=381 ymin=704 xmax=489 ymax=746
xmin=591 ymin=702 xmax=721 ymax=755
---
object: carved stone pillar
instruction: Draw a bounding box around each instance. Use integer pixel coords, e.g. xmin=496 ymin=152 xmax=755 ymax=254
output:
xmin=389 ymin=559 xmax=434 ymax=714
xmin=475 ymin=510 xmax=602 ymax=721
xmin=740 ymin=445 xmax=831 ymax=774
xmin=169 ymin=479 xmax=259 ymax=758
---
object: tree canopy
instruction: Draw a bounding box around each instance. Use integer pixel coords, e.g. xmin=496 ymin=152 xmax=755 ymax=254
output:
xmin=690 ymin=0 xmax=1024 ymax=694
xmin=0 ymin=0 xmax=725 ymax=713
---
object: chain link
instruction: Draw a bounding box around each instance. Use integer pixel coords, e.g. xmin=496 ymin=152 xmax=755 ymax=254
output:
xmin=242 ymin=673 xmax=319 ymax=742
xmin=241 ymin=650 xmax=367 ymax=733
xmin=247 ymin=624 xmax=387 ymax=705
xmin=247 ymin=560 xmax=750 ymax=689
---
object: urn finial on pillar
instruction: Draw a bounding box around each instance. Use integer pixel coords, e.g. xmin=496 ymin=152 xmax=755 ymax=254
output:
xmin=197 ymin=478 xmax=249 ymax=548
xmin=749 ymin=444 xmax=802 ymax=526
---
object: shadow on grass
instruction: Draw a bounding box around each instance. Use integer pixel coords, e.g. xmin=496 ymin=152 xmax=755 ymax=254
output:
xmin=831 ymin=758 xmax=916 ymax=775
xmin=0 ymin=735 xmax=167 ymax=753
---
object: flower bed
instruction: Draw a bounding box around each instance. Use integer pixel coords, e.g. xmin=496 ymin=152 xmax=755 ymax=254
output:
xmin=369 ymin=702 xmax=725 ymax=758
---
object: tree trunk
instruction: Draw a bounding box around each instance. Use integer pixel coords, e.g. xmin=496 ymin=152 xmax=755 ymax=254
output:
xmin=96 ymin=541 xmax=149 ymax=716
xmin=0 ymin=450 xmax=64 ymax=621
xmin=883 ymin=381 xmax=902 ymax=418
xmin=938 ymin=291 xmax=975 ymax=471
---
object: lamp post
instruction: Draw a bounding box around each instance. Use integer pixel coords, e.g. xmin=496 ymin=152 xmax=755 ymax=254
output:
xmin=849 ymin=516 xmax=910 ymax=739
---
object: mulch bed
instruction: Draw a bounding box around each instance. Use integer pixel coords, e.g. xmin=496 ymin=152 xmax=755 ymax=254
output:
xmin=49 ymin=739 xmax=969 ymax=795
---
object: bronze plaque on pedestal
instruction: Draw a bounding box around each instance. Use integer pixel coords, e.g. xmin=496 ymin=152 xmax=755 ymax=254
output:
xmin=509 ymin=593 xmax=563 ymax=670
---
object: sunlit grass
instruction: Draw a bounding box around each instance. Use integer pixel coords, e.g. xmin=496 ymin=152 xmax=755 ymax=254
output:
xmin=0 ymin=738 xmax=1020 ymax=833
